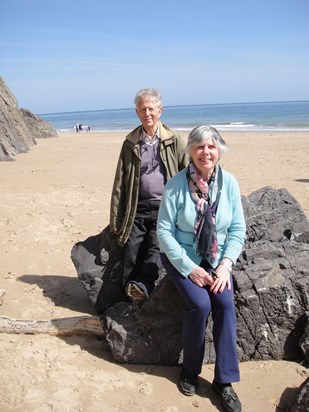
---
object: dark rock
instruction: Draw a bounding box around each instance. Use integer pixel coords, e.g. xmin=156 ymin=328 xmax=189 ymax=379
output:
xmin=71 ymin=187 xmax=309 ymax=366
xmin=0 ymin=76 xmax=57 ymax=161
xmin=284 ymin=377 xmax=309 ymax=412
xmin=242 ymin=186 xmax=309 ymax=243
xmin=71 ymin=227 xmax=125 ymax=315
xmin=101 ymin=276 xmax=186 ymax=365
xmin=102 ymin=301 xmax=163 ymax=364
xmin=299 ymin=312 xmax=309 ymax=363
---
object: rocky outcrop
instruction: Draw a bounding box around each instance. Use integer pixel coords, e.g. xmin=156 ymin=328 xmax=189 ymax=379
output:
xmin=0 ymin=76 xmax=57 ymax=161
xmin=20 ymin=108 xmax=57 ymax=139
xmin=71 ymin=187 xmax=309 ymax=366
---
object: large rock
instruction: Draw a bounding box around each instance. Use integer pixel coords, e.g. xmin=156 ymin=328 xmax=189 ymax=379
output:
xmin=0 ymin=76 xmax=57 ymax=161
xmin=71 ymin=187 xmax=309 ymax=365
xmin=71 ymin=229 xmax=125 ymax=315
xmin=284 ymin=377 xmax=309 ymax=412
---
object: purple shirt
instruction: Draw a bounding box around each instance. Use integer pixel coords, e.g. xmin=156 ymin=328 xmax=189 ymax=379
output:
xmin=139 ymin=136 xmax=165 ymax=201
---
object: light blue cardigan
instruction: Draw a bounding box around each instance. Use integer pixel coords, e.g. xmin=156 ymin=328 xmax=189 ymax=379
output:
xmin=157 ymin=167 xmax=246 ymax=278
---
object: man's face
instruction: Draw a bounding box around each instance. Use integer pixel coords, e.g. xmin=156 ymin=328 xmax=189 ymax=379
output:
xmin=135 ymin=96 xmax=162 ymax=131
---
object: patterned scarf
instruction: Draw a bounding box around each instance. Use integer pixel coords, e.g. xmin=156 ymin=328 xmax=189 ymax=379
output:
xmin=187 ymin=161 xmax=222 ymax=262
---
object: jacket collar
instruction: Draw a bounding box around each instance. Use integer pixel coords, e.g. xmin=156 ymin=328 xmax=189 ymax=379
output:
xmin=126 ymin=122 xmax=174 ymax=146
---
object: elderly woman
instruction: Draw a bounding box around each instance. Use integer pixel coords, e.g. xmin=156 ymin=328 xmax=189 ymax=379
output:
xmin=157 ymin=125 xmax=246 ymax=412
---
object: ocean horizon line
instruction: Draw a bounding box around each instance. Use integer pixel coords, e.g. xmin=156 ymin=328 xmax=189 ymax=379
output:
xmin=38 ymin=100 xmax=309 ymax=133
xmin=37 ymin=99 xmax=309 ymax=117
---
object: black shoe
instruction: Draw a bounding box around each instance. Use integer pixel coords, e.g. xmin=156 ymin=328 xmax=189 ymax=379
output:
xmin=178 ymin=369 xmax=198 ymax=396
xmin=212 ymin=380 xmax=242 ymax=412
xmin=125 ymin=281 xmax=149 ymax=303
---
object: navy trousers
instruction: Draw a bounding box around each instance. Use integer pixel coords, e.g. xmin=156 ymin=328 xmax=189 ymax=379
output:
xmin=161 ymin=253 xmax=240 ymax=384
xmin=123 ymin=200 xmax=162 ymax=294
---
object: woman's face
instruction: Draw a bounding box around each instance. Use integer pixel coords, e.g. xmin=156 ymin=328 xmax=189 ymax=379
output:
xmin=191 ymin=138 xmax=219 ymax=178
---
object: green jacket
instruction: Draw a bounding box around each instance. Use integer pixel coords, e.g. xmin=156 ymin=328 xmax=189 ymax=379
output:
xmin=110 ymin=122 xmax=188 ymax=246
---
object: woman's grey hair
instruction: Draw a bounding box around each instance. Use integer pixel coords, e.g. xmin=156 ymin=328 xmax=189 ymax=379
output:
xmin=186 ymin=125 xmax=228 ymax=159
xmin=134 ymin=88 xmax=162 ymax=109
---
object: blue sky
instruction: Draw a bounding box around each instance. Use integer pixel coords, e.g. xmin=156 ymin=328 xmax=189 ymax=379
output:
xmin=1 ymin=0 xmax=308 ymax=114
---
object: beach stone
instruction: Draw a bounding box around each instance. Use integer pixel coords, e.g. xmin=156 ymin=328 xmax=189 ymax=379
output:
xmin=0 ymin=289 xmax=6 ymax=306
xmin=71 ymin=186 xmax=309 ymax=366
xmin=284 ymin=377 xmax=309 ymax=412
xmin=0 ymin=76 xmax=57 ymax=161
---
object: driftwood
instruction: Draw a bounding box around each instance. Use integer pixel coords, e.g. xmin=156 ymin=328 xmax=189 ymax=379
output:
xmin=0 ymin=315 xmax=105 ymax=337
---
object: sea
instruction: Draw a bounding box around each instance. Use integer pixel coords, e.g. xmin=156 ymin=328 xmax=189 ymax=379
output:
xmin=38 ymin=100 xmax=309 ymax=133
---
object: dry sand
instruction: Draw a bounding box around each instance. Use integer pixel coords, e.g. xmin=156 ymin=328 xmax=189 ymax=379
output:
xmin=0 ymin=131 xmax=308 ymax=411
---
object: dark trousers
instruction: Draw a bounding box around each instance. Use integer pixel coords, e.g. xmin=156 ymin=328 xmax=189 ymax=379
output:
xmin=123 ymin=200 xmax=162 ymax=294
xmin=161 ymin=253 xmax=240 ymax=384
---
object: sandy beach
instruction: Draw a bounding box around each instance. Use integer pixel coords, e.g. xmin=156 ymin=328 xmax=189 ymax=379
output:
xmin=0 ymin=130 xmax=308 ymax=411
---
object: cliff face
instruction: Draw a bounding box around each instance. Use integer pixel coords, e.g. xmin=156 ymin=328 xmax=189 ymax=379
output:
xmin=0 ymin=77 xmax=57 ymax=161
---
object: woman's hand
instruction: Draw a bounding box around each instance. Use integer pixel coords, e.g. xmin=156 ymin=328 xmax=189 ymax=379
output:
xmin=210 ymin=259 xmax=233 ymax=294
xmin=189 ymin=266 xmax=214 ymax=288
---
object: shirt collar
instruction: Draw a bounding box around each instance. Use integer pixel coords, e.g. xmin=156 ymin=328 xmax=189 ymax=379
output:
xmin=141 ymin=123 xmax=160 ymax=145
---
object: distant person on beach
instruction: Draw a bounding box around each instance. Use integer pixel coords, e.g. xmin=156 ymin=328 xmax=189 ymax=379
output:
xmin=110 ymin=88 xmax=188 ymax=304
xmin=156 ymin=125 xmax=246 ymax=411
xmin=75 ymin=123 xmax=79 ymax=133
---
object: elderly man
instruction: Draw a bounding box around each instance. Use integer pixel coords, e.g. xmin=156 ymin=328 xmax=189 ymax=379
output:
xmin=110 ymin=88 xmax=188 ymax=303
